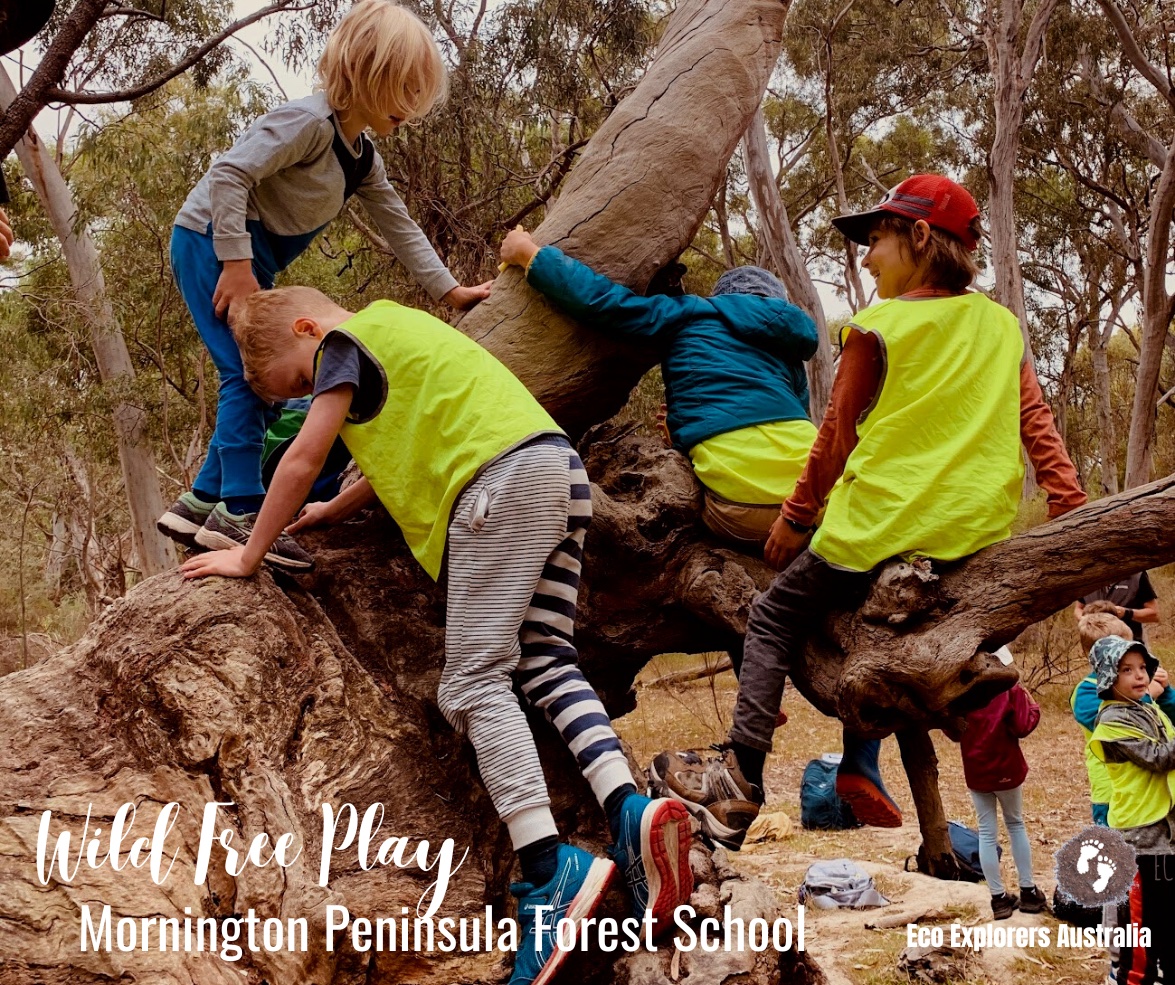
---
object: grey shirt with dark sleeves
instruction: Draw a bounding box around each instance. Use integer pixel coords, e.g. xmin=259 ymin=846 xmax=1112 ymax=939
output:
xmin=312 ymin=332 xmax=384 ymax=421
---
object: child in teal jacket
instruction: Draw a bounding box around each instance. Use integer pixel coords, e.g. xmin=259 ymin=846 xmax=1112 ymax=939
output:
xmin=500 ymin=227 xmax=818 ymax=548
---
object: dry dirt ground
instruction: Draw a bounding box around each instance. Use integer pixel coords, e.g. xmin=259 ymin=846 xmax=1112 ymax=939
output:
xmin=615 ymin=583 xmax=1175 ymax=985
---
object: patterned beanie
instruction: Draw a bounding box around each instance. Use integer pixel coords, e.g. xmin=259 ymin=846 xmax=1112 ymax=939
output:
xmin=712 ymin=266 xmax=788 ymax=300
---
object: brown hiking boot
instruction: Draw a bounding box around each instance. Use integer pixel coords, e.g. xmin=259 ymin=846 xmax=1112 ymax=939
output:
xmin=991 ymin=892 xmax=1020 ymax=920
xmin=647 ymin=746 xmax=763 ymax=851
xmin=1018 ymin=885 xmax=1048 ymax=914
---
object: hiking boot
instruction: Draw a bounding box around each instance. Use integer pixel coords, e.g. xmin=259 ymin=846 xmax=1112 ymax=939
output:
xmin=157 ymin=492 xmax=216 ymax=549
xmin=991 ymin=891 xmax=1019 ymax=920
xmin=194 ymin=503 xmax=314 ymax=572
xmin=836 ymin=735 xmax=903 ymax=828
xmin=509 ymin=844 xmax=615 ymax=985
xmin=647 ymin=746 xmax=763 ymax=852
xmin=608 ymin=792 xmax=693 ymax=936
xmin=1019 ymin=885 xmax=1048 ymax=914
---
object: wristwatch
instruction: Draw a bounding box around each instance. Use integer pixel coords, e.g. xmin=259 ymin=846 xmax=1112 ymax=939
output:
xmin=783 ymin=516 xmax=813 ymax=535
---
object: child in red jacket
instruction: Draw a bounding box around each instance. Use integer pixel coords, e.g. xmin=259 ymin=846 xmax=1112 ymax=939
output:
xmin=953 ymin=681 xmax=1046 ymax=919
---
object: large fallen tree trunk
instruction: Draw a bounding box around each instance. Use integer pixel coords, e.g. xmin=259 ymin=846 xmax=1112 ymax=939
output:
xmin=4 ymin=0 xmax=1174 ymax=979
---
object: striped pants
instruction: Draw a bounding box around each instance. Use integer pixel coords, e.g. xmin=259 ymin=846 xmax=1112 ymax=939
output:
xmin=439 ymin=438 xmax=633 ymax=848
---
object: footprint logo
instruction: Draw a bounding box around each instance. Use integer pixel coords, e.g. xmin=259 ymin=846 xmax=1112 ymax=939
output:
xmin=1092 ymin=856 xmax=1116 ymax=894
xmin=1076 ymin=838 xmax=1103 ymax=875
xmin=1055 ymin=826 xmax=1135 ymax=907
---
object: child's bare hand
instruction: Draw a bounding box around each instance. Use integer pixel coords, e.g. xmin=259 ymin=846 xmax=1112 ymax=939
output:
xmin=499 ymin=227 xmax=540 ymax=269
xmin=213 ymin=260 xmax=260 ymax=321
xmin=180 ymin=547 xmax=257 ymax=580
xmin=443 ymin=282 xmax=493 ymax=310
xmin=1153 ymin=666 xmax=1169 ymax=689
xmin=287 ymin=500 xmax=338 ymax=535
xmin=764 ymin=516 xmax=808 ymax=570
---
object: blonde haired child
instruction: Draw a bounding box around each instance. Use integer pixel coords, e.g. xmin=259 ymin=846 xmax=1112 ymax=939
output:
xmin=317 ymin=0 xmax=448 ymax=123
xmin=162 ymin=0 xmax=489 ymax=569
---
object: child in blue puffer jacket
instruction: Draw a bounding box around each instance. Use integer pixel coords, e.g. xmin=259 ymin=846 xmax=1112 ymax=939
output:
xmin=499 ymin=227 xmax=818 ymax=548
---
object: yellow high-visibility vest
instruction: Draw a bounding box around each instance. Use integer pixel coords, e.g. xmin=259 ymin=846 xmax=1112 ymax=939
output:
xmin=322 ymin=301 xmax=560 ymax=580
xmin=810 ymin=293 xmax=1024 ymax=572
xmin=1072 ymin=676 xmax=1115 ymax=805
xmin=1091 ymin=701 xmax=1175 ymax=830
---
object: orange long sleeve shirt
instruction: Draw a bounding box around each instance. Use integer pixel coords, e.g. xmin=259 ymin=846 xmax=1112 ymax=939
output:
xmin=784 ymin=312 xmax=1087 ymax=529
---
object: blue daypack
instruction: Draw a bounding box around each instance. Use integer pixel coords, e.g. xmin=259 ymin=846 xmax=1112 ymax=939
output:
xmin=904 ymin=821 xmax=1001 ymax=882
xmin=947 ymin=821 xmax=998 ymax=882
xmin=800 ymin=755 xmax=861 ymax=830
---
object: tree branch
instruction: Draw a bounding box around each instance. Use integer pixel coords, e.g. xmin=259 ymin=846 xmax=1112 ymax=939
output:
xmin=1095 ymin=0 xmax=1175 ymax=109
xmin=1018 ymin=0 xmax=1061 ymax=88
xmin=0 ymin=0 xmax=107 ymax=160
xmin=43 ymin=1 xmax=309 ymax=106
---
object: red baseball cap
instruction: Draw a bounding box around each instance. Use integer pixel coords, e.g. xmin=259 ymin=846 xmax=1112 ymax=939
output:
xmin=832 ymin=174 xmax=981 ymax=252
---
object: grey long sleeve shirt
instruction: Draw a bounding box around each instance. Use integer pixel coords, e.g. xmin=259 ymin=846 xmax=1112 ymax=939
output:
xmin=175 ymin=92 xmax=458 ymax=301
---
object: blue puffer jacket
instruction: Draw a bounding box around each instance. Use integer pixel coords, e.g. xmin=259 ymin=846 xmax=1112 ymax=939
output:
xmin=527 ymin=247 xmax=818 ymax=451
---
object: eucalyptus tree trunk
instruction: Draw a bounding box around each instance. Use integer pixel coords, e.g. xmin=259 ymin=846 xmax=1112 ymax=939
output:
xmin=0 ymin=68 xmax=174 ymax=577
xmin=1122 ymin=140 xmax=1175 ymax=489
xmin=1094 ymin=0 xmax=1175 ymax=489
xmin=742 ymin=108 xmax=835 ymax=421
xmin=980 ymin=0 xmax=1060 ymax=500
xmin=1088 ymin=278 xmax=1121 ymax=497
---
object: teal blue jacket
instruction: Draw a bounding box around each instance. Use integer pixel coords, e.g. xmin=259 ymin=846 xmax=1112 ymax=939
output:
xmin=526 ymin=247 xmax=818 ymax=451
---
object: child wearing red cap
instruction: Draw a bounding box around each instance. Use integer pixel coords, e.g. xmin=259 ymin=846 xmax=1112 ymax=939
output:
xmin=650 ymin=174 xmax=1087 ymax=846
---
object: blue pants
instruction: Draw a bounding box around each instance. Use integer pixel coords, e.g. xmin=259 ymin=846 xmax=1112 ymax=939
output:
xmin=170 ymin=225 xmax=278 ymax=503
xmin=969 ymin=785 xmax=1034 ymax=895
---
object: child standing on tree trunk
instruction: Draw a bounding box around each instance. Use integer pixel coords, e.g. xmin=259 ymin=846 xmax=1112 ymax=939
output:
xmin=648 ymin=173 xmax=1087 ymax=849
xmin=160 ymin=0 xmax=491 ymax=570
xmin=180 ymin=286 xmax=694 ymax=985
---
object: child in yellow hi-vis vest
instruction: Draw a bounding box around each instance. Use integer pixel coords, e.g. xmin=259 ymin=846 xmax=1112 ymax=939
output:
xmin=180 ymin=286 xmax=693 ymax=985
xmin=1088 ymin=636 xmax=1175 ymax=982
xmin=651 ymin=174 xmax=1087 ymax=848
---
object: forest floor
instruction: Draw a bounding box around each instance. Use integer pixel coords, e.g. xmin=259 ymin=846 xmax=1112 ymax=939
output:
xmin=615 ymin=577 xmax=1174 ymax=985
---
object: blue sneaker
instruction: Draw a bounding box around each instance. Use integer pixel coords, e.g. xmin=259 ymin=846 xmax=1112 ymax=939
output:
xmin=608 ymin=793 xmax=693 ymax=937
xmin=509 ymin=844 xmax=615 ymax=985
xmin=836 ymin=734 xmax=902 ymax=828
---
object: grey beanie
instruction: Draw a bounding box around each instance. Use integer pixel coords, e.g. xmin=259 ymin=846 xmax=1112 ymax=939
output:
xmin=711 ymin=266 xmax=788 ymax=300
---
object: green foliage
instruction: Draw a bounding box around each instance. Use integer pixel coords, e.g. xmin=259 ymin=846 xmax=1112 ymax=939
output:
xmin=3 ymin=0 xmax=1174 ymax=650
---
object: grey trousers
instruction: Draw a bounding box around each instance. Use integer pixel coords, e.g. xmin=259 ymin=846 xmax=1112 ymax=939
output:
xmin=730 ymin=549 xmax=870 ymax=752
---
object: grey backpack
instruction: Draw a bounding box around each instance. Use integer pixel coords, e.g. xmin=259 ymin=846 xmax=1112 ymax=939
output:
xmin=799 ymin=858 xmax=890 ymax=909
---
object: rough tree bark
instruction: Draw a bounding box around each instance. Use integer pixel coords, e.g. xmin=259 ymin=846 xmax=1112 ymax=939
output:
xmin=742 ymin=107 xmax=835 ymax=421
xmin=0 ymin=67 xmax=175 ymax=577
xmin=462 ymin=0 xmax=794 ymax=438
